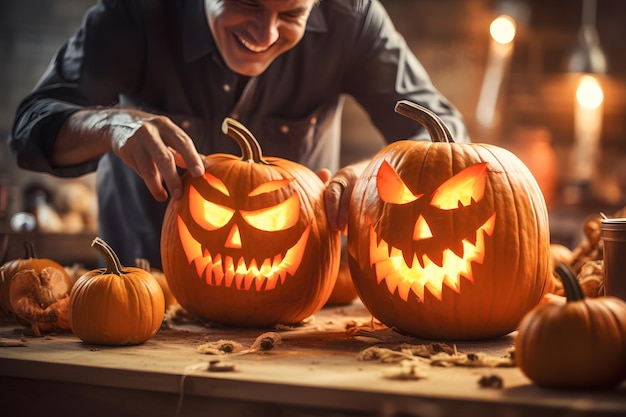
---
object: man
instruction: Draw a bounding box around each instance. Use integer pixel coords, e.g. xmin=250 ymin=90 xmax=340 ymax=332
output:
xmin=8 ymin=0 xmax=469 ymax=267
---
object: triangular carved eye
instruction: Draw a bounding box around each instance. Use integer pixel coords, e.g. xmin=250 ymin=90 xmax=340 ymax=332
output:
xmin=377 ymin=160 xmax=423 ymax=204
xmin=189 ymin=185 xmax=235 ymax=230
xmin=241 ymin=192 xmax=300 ymax=231
xmin=430 ymin=163 xmax=488 ymax=210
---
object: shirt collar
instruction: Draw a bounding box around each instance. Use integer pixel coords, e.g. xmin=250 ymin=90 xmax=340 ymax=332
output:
xmin=183 ymin=0 xmax=328 ymax=64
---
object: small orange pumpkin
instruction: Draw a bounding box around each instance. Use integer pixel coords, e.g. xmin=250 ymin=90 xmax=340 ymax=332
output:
xmin=348 ymin=101 xmax=551 ymax=340
xmin=516 ymin=262 xmax=626 ymax=389
xmin=160 ymin=118 xmax=341 ymax=327
xmin=69 ymin=238 xmax=165 ymax=345
xmin=0 ymin=240 xmax=72 ymax=317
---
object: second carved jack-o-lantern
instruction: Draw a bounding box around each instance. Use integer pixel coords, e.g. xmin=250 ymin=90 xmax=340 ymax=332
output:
xmin=161 ymin=118 xmax=341 ymax=327
xmin=348 ymin=101 xmax=551 ymax=340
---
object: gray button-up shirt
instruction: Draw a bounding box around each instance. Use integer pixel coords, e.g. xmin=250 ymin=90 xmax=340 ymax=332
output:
xmin=8 ymin=0 xmax=469 ymax=267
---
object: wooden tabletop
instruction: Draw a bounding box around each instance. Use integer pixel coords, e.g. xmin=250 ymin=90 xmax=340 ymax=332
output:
xmin=0 ymin=301 xmax=624 ymax=417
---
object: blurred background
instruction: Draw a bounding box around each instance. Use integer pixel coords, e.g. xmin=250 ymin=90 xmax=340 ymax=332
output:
xmin=1 ymin=0 xmax=625 ymax=265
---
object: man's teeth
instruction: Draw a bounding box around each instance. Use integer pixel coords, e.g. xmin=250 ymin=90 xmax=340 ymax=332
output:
xmin=239 ymin=37 xmax=269 ymax=53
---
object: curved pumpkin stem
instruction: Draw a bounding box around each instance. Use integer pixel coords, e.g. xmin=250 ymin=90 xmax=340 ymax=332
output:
xmin=91 ymin=237 xmax=125 ymax=276
xmin=23 ymin=241 xmax=37 ymax=259
xmin=394 ymin=100 xmax=455 ymax=143
xmin=222 ymin=117 xmax=268 ymax=164
xmin=555 ymin=262 xmax=585 ymax=302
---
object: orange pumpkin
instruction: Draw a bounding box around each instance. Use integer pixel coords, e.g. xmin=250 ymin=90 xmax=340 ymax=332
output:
xmin=516 ymin=263 xmax=626 ymax=389
xmin=0 ymin=241 xmax=72 ymax=317
xmin=135 ymin=258 xmax=178 ymax=310
xmin=347 ymin=101 xmax=551 ymax=340
xmin=160 ymin=118 xmax=341 ymax=327
xmin=69 ymin=238 xmax=165 ymax=345
xmin=325 ymin=247 xmax=359 ymax=306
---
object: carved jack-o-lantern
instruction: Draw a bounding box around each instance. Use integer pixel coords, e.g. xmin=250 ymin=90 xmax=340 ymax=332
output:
xmin=348 ymin=101 xmax=551 ymax=340
xmin=161 ymin=118 xmax=341 ymax=327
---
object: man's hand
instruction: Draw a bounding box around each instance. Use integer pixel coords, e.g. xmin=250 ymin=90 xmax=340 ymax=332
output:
xmin=320 ymin=160 xmax=369 ymax=234
xmin=55 ymin=108 xmax=205 ymax=201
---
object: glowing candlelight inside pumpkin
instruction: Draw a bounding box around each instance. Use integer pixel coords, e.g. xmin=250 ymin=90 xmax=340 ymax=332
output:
xmin=571 ymin=74 xmax=604 ymax=182
xmin=476 ymin=14 xmax=516 ymax=129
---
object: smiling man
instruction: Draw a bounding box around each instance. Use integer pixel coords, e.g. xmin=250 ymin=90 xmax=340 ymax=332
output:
xmin=8 ymin=0 xmax=469 ymax=267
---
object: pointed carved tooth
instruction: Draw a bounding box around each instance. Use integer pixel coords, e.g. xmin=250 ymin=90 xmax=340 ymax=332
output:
xmin=211 ymin=254 xmax=224 ymax=286
xmin=248 ymin=259 xmax=259 ymax=275
xmin=194 ymin=255 xmax=211 ymax=279
xmin=243 ymin=272 xmax=255 ymax=290
xmin=254 ymin=274 xmax=265 ymax=291
xmin=235 ymin=273 xmax=244 ymax=290
xmin=265 ymin=275 xmax=278 ymax=290
xmin=260 ymin=258 xmax=273 ymax=277
xmin=273 ymin=253 xmax=282 ymax=270
xmin=235 ymin=257 xmax=247 ymax=275
xmin=279 ymin=270 xmax=287 ymax=285
xmin=384 ymin=272 xmax=400 ymax=296
xmin=425 ymin=278 xmax=443 ymax=300
xmin=375 ymin=259 xmax=397 ymax=284
xmin=205 ymin=268 xmax=213 ymax=286
xmin=410 ymin=280 xmax=425 ymax=302
xmin=223 ymin=256 xmax=235 ymax=287
xmin=397 ymin=278 xmax=411 ymax=302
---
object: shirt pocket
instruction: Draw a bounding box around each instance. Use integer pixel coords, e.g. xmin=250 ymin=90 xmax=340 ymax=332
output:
xmin=258 ymin=103 xmax=332 ymax=164
xmin=167 ymin=114 xmax=225 ymax=155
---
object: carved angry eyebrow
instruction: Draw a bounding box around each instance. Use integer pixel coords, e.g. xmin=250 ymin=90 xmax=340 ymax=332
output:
xmin=203 ymin=172 xmax=230 ymax=196
xmin=248 ymin=178 xmax=293 ymax=197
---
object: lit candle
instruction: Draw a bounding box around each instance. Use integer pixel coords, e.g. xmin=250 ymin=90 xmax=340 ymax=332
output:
xmin=476 ymin=14 xmax=516 ymax=129
xmin=571 ymin=74 xmax=604 ymax=182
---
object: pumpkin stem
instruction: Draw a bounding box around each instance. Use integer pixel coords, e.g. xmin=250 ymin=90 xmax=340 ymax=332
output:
xmin=23 ymin=241 xmax=37 ymax=259
xmin=222 ymin=117 xmax=269 ymax=164
xmin=555 ymin=262 xmax=585 ymax=302
xmin=394 ymin=100 xmax=455 ymax=143
xmin=135 ymin=257 xmax=151 ymax=272
xmin=91 ymin=237 xmax=125 ymax=276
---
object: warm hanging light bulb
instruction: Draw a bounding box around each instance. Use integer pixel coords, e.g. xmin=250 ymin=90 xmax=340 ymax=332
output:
xmin=475 ymin=14 xmax=517 ymax=130
xmin=576 ymin=75 xmax=604 ymax=110
xmin=490 ymin=15 xmax=516 ymax=45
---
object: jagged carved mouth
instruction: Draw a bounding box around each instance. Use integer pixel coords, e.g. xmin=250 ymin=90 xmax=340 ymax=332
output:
xmin=369 ymin=213 xmax=496 ymax=302
xmin=177 ymin=215 xmax=309 ymax=291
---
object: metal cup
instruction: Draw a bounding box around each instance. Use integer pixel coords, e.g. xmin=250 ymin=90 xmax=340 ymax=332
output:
xmin=600 ymin=218 xmax=626 ymax=301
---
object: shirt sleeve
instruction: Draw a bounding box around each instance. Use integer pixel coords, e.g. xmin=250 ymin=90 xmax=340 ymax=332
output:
xmin=343 ymin=0 xmax=470 ymax=143
xmin=7 ymin=0 xmax=144 ymax=177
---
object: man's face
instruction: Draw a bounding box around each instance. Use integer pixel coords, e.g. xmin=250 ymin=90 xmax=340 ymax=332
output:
xmin=205 ymin=0 xmax=316 ymax=76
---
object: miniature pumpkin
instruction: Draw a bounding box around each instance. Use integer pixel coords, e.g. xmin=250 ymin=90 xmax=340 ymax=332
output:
xmin=347 ymin=100 xmax=551 ymax=340
xmin=69 ymin=238 xmax=165 ymax=345
xmin=0 ymin=240 xmax=72 ymax=317
xmin=516 ymin=262 xmax=626 ymax=389
xmin=160 ymin=118 xmax=341 ymax=327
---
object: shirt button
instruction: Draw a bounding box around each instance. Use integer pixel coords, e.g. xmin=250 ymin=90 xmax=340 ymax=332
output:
xmin=280 ymin=125 xmax=289 ymax=134
xmin=231 ymin=113 xmax=239 ymax=119
xmin=310 ymin=117 xmax=317 ymax=125
xmin=181 ymin=120 xmax=191 ymax=129
xmin=223 ymin=84 xmax=231 ymax=92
